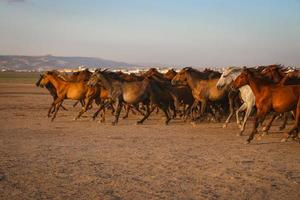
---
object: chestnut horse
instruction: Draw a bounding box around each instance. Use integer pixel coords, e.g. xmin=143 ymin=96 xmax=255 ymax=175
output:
xmin=39 ymin=71 xmax=97 ymax=121
xmin=234 ymin=68 xmax=300 ymax=143
xmin=36 ymin=74 xmax=68 ymax=117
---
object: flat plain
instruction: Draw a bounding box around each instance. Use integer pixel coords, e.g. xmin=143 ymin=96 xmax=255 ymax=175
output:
xmin=0 ymin=73 xmax=299 ymax=200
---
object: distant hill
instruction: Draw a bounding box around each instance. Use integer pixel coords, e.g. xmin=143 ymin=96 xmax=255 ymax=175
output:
xmin=0 ymin=55 xmax=135 ymax=71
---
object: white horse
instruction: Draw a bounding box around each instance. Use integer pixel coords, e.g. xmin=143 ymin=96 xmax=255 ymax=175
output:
xmin=216 ymin=67 xmax=256 ymax=135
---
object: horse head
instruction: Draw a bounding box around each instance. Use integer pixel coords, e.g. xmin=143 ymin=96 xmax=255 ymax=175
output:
xmin=171 ymin=68 xmax=188 ymax=85
xmin=216 ymin=67 xmax=240 ymax=89
xmin=261 ymin=64 xmax=285 ymax=83
xmin=87 ymin=71 xmax=101 ymax=87
xmin=38 ymin=72 xmax=51 ymax=88
xmin=35 ymin=74 xmax=43 ymax=87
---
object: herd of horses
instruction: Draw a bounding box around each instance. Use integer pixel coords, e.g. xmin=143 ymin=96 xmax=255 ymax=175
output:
xmin=35 ymin=64 xmax=300 ymax=144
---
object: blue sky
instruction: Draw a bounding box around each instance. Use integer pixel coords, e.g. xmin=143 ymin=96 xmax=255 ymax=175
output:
xmin=0 ymin=0 xmax=299 ymax=66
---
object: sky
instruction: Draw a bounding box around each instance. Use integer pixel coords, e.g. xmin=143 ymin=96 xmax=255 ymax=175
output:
xmin=0 ymin=0 xmax=300 ymax=67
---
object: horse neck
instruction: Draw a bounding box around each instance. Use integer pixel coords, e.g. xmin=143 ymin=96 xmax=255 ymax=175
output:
xmin=47 ymin=75 xmax=65 ymax=90
xmin=99 ymin=73 xmax=115 ymax=90
xmin=246 ymin=73 xmax=264 ymax=97
xmin=186 ymin=71 xmax=200 ymax=89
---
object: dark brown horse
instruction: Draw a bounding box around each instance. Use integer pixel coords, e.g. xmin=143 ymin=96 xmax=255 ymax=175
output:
xmin=234 ymin=68 xmax=300 ymax=143
xmin=87 ymin=69 xmax=173 ymax=125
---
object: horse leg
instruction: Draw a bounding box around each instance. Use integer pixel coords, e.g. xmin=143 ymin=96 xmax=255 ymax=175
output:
xmin=137 ymin=104 xmax=155 ymax=124
xmin=183 ymin=104 xmax=191 ymax=120
xmin=246 ymin=109 xmax=266 ymax=143
xmin=223 ymin=108 xmax=234 ymax=128
xmin=48 ymin=102 xmax=55 ymax=117
xmin=279 ymin=112 xmax=288 ymax=130
xmin=51 ymin=99 xmax=63 ymax=122
xmin=60 ymin=104 xmax=68 ymax=111
xmin=92 ymin=102 xmax=108 ymax=120
xmin=99 ymin=108 xmax=106 ymax=123
xmin=160 ymin=104 xmax=171 ymax=125
xmin=75 ymin=97 xmax=92 ymax=120
xmin=122 ymin=104 xmax=130 ymax=119
xmin=133 ymin=104 xmax=146 ymax=116
xmin=170 ymin=102 xmax=177 ymax=119
xmin=73 ymin=100 xmax=80 ymax=107
xmin=195 ymin=99 xmax=206 ymax=121
xmin=112 ymin=100 xmax=122 ymax=126
xmin=80 ymin=100 xmax=85 ymax=107
xmin=261 ymin=113 xmax=278 ymax=134
xmin=156 ymin=106 xmax=159 ymax=114
xmin=189 ymin=100 xmax=199 ymax=121
xmin=281 ymin=99 xmax=300 ymax=142
xmin=131 ymin=105 xmax=137 ymax=115
xmin=236 ymin=103 xmax=247 ymax=128
xmin=239 ymin=104 xmax=253 ymax=136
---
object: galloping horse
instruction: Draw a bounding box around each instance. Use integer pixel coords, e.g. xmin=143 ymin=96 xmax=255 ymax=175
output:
xmin=234 ymin=68 xmax=300 ymax=143
xmin=171 ymin=67 xmax=231 ymax=121
xmin=36 ymin=73 xmax=68 ymax=117
xmin=216 ymin=67 xmax=255 ymax=134
xmin=38 ymin=71 xmax=97 ymax=121
xmin=87 ymin=70 xmax=172 ymax=125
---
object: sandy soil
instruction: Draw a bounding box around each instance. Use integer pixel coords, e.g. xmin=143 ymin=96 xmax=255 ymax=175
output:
xmin=0 ymin=83 xmax=299 ymax=200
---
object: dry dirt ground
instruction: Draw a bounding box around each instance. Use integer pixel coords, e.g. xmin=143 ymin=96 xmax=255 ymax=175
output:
xmin=0 ymin=83 xmax=300 ymax=200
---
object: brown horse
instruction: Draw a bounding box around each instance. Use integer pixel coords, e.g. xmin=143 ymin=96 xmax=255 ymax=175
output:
xmin=260 ymin=65 xmax=299 ymax=132
xmin=36 ymin=73 xmax=68 ymax=117
xmin=171 ymin=67 xmax=231 ymax=121
xmin=38 ymin=71 xmax=97 ymax=121
xmin=279 ymin=70 xmax=300 ymax=85
xmin=87 ymin=69 xmax=173 ymax=125
xmin=234 ymin=68 xmax=300 ymax=143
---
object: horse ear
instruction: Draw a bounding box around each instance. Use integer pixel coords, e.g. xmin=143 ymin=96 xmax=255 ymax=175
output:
xmin=241 ymin=66 xmax=248 ymax=73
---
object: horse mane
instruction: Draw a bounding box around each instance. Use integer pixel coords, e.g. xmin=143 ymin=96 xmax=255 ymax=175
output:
xmin=245 ymin=68 xmax=276 ymax=85
xmin=183 ymin=67 xmax=219 ymax=80
xmin=46 ymin=71 xmax=70 ymax=82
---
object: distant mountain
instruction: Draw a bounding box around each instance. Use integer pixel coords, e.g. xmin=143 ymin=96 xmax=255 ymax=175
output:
xmin=0 ymin=55 xmax=135 ymax=71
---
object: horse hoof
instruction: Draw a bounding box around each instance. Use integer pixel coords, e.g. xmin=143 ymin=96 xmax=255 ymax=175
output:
xmin=244 ymin=140 xmax=251 ymax=145
xmin=222 ymin=124 xmax=227 ymax=128
xmin=280 ymin=138 xmax=287 ymax=143
xmin=190 ymin=122 xmax=196 ymax=127
xmin=136 ymin=121 xmax=143 ymax=125
xmin=236 ymin=132 xmax=243 ymax=136
xmin=278 ymin=126 xmax=285 ymax=131
xmin=111 ymin=122 xmax=117 ymax=126
xmin=256 ymin=135 xmax=262 ymax=141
